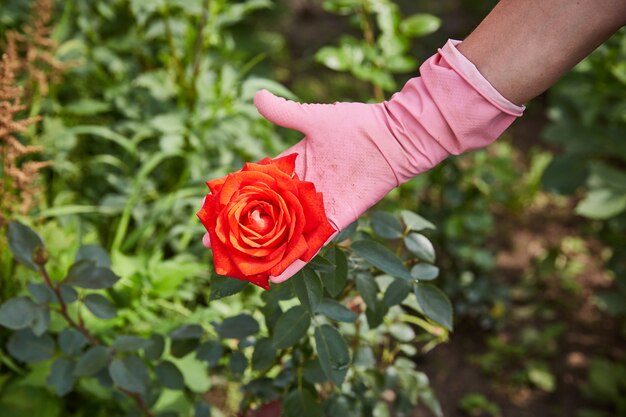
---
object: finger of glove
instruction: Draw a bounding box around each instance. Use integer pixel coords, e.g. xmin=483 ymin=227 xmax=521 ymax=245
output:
xmin=202 ymin=232 xmax=211 ymax=248
xmin=254 ymin=89 xmax=316 ymax=135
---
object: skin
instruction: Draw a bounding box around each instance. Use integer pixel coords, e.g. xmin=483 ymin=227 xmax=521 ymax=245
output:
xmin=458 ymin=0 xmax=626 ymax=105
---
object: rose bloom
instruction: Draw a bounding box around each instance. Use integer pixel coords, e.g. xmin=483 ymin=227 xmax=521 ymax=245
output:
xmin=197 ymin=154 xmax=335 ymax=290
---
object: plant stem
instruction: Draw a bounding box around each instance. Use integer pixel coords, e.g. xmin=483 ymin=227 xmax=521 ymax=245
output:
xmin=162 ymin=6 xmax=187 ymax=99
xmin=39 ymin=265 xmax=100 ymax=346
xmin=358 ymin=6 xmax=385 ymax=102
xmin=188 ymin=0 xmax=211 ymax=109
xmin=38 ymin=265 xmax=154 ymax=417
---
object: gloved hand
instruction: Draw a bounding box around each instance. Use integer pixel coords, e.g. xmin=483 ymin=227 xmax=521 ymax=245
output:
xmin=204 ymin=40 xmax=524 ymax=284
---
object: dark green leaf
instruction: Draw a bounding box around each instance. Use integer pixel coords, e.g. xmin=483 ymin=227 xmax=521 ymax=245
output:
xmin=74 ymin=346 xmax=111 ymax=376
xmin=293 ymin=269 xmax=323 ymax=314
xmin=144 ymin=334 xmax=165 ymax=361
xmin=285 ymin=389 xmax=322 ymax=417
xmin=170 ymin=339 xmax=200 ymax=358
xmin=0 ymin=296 xmax=39 ymax=330
xmin=7 ymin=221 xmax=45 ymax=271
xmin=308 ymin=255 xmax=334 ymax=273
xmin=371 ymin=211 xmax=403 ymax=239
xmin=214 ymin=314 xmax=259 ymax=339
xmin=334 ymin=221 xmax=357 ymax=243
xmin=399 ymin=14 xmax=441 ymax=37
xmin=355 ymin=273 xmax=378 ymax=307
xmin=194 ymin=401 xmax=211 ymax=417
xmin=365 ymin=299 xmax=388 ymax=328
xmin=383 ymin=280 xmax=411 ymax=307
xmin=59 ymin=285 xmax=78 ymax=303
xmin=84 ymin=294 xmax=117 ymax=319
xmin=400 ymin=210 xmax=436 ymax=232
xmin=303 ymin=358 xmax=327 ymax=384
xmin=252 ymin=338 xmax=275 ymax=372
xmin=113 ymin=335 xmax=151 ymax=351
xmin=155 ymin=360 xmax=185 ymax=390
xmin=320 ymin=246 xmax=348 ymax=298
xmin=229 ymin=351 xmax=247 ymax=376
xmin=59 ymin=328 xmax=88 ymax=356
xmin=31 ymin=305 xmax=50 ymax=336
xmin=47 ymin=358 xmax=76 ymax=396
xmin=169 ymin=324 xmax=203 ymax=339
xmin=404 ymin=233 xmax=436 ymax=263
xmin=414 ymin=283 xmax=453 ymax=331
xmin=108 ymin=356 xmax=148 ymax=394
xmin=272 ymin=306 xmax=310 ymax=349
xmin=75 ymin=244 xmax=111 ymax=268
xmin=65 ymin=260 xmax=120 ymax=289
xmin=316 ymin=298 xmax=357 ymax=323
xmin=7 ymin=329 xmax=55 ymax=363
xmin=196 ymin=340 xmax=224 ymax=367
xmin=411 ymin=263 xmax=439 ymax=281
xmin=28 ymin=283 xmax=55 ymax=304
xmin=209 ymin=275 xmax=248 ymax=300
xmin=315 ymin=325 xmax=350 ymax=386
xmin=352 ymin=240 xmax=412 ymax=280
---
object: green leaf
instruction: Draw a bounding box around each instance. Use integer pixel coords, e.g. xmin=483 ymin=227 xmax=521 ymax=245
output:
xmin=284 ymin=389 xmax=322 ymax=417
xmin=527 ymin=362 xmax=556 ymax=392
xmin=209 ymin=275 xmax=248 ymax=300
xmin=308 ymin=255 xmax=335 ymax=273
xmin=355 ymin=273 xmax=378 ymax=307
xmin=7 ymin=329 xmax=55 ymax=363
xmin=272 ymin=306 xmax=310 ymax=349
xmin=31 ymin=306 xmax=50 ymax=336
xmin=316 ymin=298 xmax=357 ymax=323
xmin=365 ymin=299 xmax=388 ymax=328
xmin=410 ymin=264 xmax=439 ymax=281
xmin=84 ymin=294 xmax=117 ymax=319
xmin=64 ymin=260 xmax=120 ymax=289
xmin=314 ymin=324 xmax=350 ymax=386
xmin=320 ymin=246 xmax=348 ymax=297
xmin=108 ymin=356 xmax=148 ymax=394
xmin=383 ymin=280 xmax=411 ymax=307
xmin=0 ymin=296 xmax=39 ymax=330
xmin=334 ymin=221 xmax=357 ymax=242
xmin=155 ymin=360 xmax=185 ymax=390
xmin=352 ymin=240 xmax=412 ymax=280
xmin=169 ymin=324 xmax=204 ymax=339
xmin=404 ymin=233 xmax=436 ymax=263
xmin=59 ymin=328 xmax=88 ymax=356
xmin=112 ymin=335 xmax=151 ymax=351
xmin=575 ymin=188 xmax=626 ymax=219
xmin=7 ymin=221 xmax=45 ymax=271
xmin=293 ymin=269 xmax=323 ymax=314
xmin=214 ymin=314 xmax=259 ymax=339
xmin=303 ymin=359 xmax=327 ymax=384
xmin=389 ymin=323 xmax=415 ymax=342
xmin=144 ymin=334 xmax=165 ymax=361
xmin=60 ymin=285 xmax=78 ymax=303
xmin=400 ymin=14 xmax=441 ymax=37
xmin=371 ymin=211 xmax=403 ymax=239
xmin=195 ymin=340 xmax=224 ymax=367
xmin=171 ymin=339 xmax=200 ymax=358
xmin=75 ymin=244 xmax=111 ymax=268
xmin=74 ymin=346 xmax=111 ymax=377
xmin=47 ymin=358 xmax=76 ymax=396
xmin=229 ymin=351 xmax=247 ymax=376
xmin=252 ymin=338 xmax=275 ymax=372
xmin=400 ymin=210 xmax=436 ymax=232
xmin=414 ymin=283 xmax=453 ymax=331
xmin=28 ymin=283 xmax=55 ymax=304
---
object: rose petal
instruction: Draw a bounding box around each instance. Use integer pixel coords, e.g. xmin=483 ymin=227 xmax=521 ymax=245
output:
xmin=259 ymin=153 xmax=297 ymax=176
xmin=269 ymin=235 xmax=309 ymax=277
xmin=219 ymin=171 xmax=276 ymax=205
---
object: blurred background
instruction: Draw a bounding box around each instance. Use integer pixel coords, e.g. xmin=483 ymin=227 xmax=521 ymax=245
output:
xmin=1 ymin=0 xmax=625 ymax=416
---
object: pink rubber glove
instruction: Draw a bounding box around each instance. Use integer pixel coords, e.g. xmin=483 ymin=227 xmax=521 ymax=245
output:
xmin=204 ymin=40 xmax=524 ymax=284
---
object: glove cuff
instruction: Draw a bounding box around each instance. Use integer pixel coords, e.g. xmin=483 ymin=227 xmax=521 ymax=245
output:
xmin=440 ymin=39 xmax=525 ymax=116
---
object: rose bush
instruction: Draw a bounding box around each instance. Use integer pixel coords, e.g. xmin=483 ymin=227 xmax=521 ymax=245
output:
xmin=197 ymin=154 xmax=336 ymax=289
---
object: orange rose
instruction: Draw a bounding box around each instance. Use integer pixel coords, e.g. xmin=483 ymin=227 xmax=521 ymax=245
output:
xmin=197 ymin=154 xmax=336 ymax=290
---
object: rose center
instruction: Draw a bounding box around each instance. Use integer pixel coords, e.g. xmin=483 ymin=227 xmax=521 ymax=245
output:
xmin=247 ymin=207 xmax=273 ymax=234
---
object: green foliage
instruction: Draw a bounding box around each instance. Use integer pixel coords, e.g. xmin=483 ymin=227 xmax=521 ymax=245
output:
xmin=459 ymin=393 xmax=501 ymax=417
xmin=2 ymin=209 xmax=449 ymax=416
xmin=579 ymin=358 xmax=626 ymax=417
xmin=316 ymin=0 xmax=440 ymax=98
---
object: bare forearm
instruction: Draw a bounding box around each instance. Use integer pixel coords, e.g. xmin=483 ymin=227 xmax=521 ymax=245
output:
xmin=458 ymin=0 xmax=626 ymax=105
